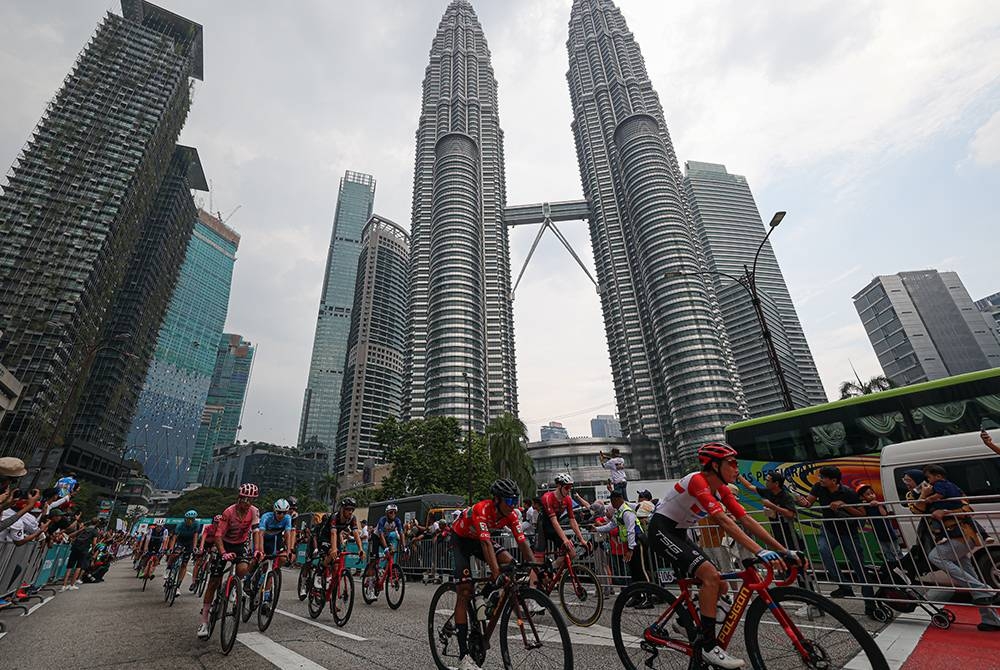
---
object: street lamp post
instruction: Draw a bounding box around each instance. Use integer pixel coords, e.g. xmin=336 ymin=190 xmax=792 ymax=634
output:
xmin=665 ymin=211 xmax=794 ymax=412
xmin=463 ymin=372 xmax=473 ymax=505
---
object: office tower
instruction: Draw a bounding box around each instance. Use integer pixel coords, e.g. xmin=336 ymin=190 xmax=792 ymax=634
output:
xmin=335 ymin=215 xmax=410 ymax=475
xmin=977 ymin=292 xmax=1000 ymax=346
xmin=127 ymin=209 xmax=240 ymax=489
xmin=540 ymin=421 xmax=570 ymax=442
xmin=566 ymin=0 xmax=743 ymax=475
xmin=0 ymin=2 xmax=203 ymax=485
xmin=684 ymin=161 xmax=827 ymax=416
xmin=189 ymin=334 xmax=255 ymax=484
xmin=402 ymin=0 xmax=518 ymax=434
xmin=299 ymin=171 xmax=376 ymax=468
xmin=854 ymin=270 xmax=1000 ymax=386
xmin=591 ymin=414 xmax=622 ymax=439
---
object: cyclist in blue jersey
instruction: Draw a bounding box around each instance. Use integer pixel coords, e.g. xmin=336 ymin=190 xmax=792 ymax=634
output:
xmin=373 ymin=504 xmax=404 ymax=556
xmin=167 ymin=510 xmax=200 ymax=596
xmin=259 ymin=498 xmax=295 ymax=568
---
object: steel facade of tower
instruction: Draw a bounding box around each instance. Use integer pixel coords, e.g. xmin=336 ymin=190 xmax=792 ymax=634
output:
xmin=0 ymin=2 xmax=203 ymax=483
xmin=298 ymin=171 xmax=376 ymax=467
xmin=335 ymin=215 xmax=409 ymax=475
xmin=566 ymin=0 xmax=743 ymax=476
xmin=684 ymin=161 xmax=827 ymax=416
xmin=402 ymin=0 xmax=518 ymax=434
xmin=127 ymin=210 xmax=240 ymax=489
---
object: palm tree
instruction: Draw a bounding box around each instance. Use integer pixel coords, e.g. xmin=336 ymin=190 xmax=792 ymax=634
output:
xmin=486 ymin=413 xmax=535 ymax=498
xmin=316 ymin=473 xmax=339 ymax=506
xmin=839 ymin=375 xmax=894 ymax=399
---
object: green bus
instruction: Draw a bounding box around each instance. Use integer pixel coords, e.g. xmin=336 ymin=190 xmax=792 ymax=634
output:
xmin=725 ymin=368 xmax=1000 ymax=498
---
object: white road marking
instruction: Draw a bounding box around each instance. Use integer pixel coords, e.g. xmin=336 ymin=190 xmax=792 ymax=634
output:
xmin=274 ymin=608 xmax=367 ymax=641
xmin=845 ymin=610 xmax=930 ymax=670
xmin=237 ymin=632 xmax=328 ymax=669
xmin=24 ymin=596 xmax=54 ymax=616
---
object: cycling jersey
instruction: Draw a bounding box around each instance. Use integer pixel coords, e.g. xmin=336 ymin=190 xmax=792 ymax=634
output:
xmin=540 ymin=491 xmax=575 ymax=522
xmin=315 ymin=512 xmax=358 ymax=549
xmin=260 ymin=511 xmax=292 ymax=536
xmin=653 ymin=472 xmax=746 ymax=529
xmin=375 ymin=515 xmax=403 ymax=537
xmin=217 ymin=504 xmax=260 ymax=545
xmin=452 ymin=499 xmax=526 ymax=544
xmin=173 ymin=520 xmax=199 ymax=545
xmin=55 ymin=476 xmax=78 ymax=498
xmin=201 ymin=524 xmax=217 ymax=546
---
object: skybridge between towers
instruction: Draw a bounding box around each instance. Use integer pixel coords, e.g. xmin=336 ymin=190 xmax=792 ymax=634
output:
xmin=503 ymin=199 xmax=598 ymax=296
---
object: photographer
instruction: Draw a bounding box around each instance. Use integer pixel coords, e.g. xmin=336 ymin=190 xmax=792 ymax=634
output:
xmin=599 ymin=448 xmax=628 ymax=499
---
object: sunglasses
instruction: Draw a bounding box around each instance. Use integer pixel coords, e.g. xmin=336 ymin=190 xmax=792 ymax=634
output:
xmin=723 ymin=458 xmax=739 ymax=467
xmin=500 ymin=497 xmax=518 ymax=508
xmin=238 ymin=496 xmax=255 ymax=503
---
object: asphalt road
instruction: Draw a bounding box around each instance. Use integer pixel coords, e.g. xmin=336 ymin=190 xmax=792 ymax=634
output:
xmin=0 ymin=561 xmax=888 ymax=669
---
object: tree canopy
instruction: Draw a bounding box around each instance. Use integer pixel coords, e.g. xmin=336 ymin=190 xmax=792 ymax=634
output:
xmin=486 ymin=412 xmax=535 ymax=498
xmin=839 ymin=375 xmax=894 ymax=399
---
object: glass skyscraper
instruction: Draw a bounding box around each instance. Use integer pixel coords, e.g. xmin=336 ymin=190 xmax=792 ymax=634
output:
xmin=190 ymin=333 xmax=255 ymax=484
xmin=684 ymin=161 xmax=827 ymax=416
xmin=566 ymin=0 xmax=744 ymax=476
xmin=402 ymin=0 xmax=518 ymax=434
xmin=127 ymin=210 xmax=240 ymax=489
xmin=0 ymin=1 xmax=204 ymax=486
xmin=298 ymin=171 xmax=376 ymax=467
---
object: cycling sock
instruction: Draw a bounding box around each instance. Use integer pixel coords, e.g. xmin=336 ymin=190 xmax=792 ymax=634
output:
xmin=456 ymin=622 xmax=469 ymax=658
xmin=700 ymin=617 xmax=717 ymax=651
xmin=200 ymin=603 xmax=211 ymax=624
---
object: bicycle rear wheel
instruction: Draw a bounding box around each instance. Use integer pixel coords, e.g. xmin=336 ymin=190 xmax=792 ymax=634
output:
xmin=331 ymin=570 xmax=354 ymax=626
xmin=220 ymin=577 xmax=242 ymax=655
xmin=297 ymin=562 xmax=312 ymax=601
xmin=558 ymin=564 xmax=603 ymax=626
xmin=307 ymin=569 xmax=327 ymax=619
xmin=196 ymin=563 xmax=209 ymax=597
xmin=385 ymin=564 xmax=405 ymax=610
xmin=744 ymin=586 xmax=888 ymax=670
xmin=611 ymin=582 xmax=693 ymax=670
xmin=500 ymin=586 xmax=573 ymax=670
xmin=361 ymin=562 xmax=379 ymax=605
xmin=258 ymin=570 xmax=278 ymax=632
xmin=427 ymin=582 xmax=464 ymax=670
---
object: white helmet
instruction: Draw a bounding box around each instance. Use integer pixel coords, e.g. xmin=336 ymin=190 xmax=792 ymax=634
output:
xmin=554 ymin=472 xmax=574 ymax=486
xmin=273 ymin=498 xmax=291 ymax=512
xmin=386 ymin=504 xmax=398 ymax=512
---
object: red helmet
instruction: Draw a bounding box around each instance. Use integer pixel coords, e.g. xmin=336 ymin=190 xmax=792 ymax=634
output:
xmin=238 ymin=483 xmax=259 ymax=498
xmin=697 ymin=442 xmax=738 ymax=466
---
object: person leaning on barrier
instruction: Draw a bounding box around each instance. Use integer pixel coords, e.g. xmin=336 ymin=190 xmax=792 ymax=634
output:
xmin=855 ymin=484 xmax=903 ymax=566
xmin=593 ymin=491 xmax=648 ymax=591
xmin=737 ymin=471 xmax=800 ymax=553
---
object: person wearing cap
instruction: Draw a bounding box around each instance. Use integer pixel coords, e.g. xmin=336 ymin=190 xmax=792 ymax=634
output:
xmin=593 ymin=490 xmax=648 ymax=588
xmin=0 ymin=456 xmax=29 ymax=515
xmin=600 ymin=447 xmax=628 ymax=499
xmin=588 ymin=501 xmax=614 ymax=596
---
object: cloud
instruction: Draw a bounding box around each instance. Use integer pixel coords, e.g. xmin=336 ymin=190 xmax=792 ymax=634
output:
xmin=969 ymin=110 xmax=1000 ymax=166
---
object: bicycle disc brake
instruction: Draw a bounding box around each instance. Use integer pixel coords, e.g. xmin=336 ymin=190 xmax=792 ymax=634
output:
xmin=800 ymin=640 xmax=832 ymax=670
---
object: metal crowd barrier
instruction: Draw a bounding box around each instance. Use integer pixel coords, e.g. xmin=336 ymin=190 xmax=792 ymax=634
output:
xmin=0 ymin=540 xmax=52 ymax=628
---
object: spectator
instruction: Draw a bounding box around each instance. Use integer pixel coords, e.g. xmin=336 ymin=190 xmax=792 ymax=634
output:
xmin=359 ymin=519 xmax=370 ymax=549
xmin=588 ymin=502 xmax=614 ymax=596
xmin=523 ymin=497 xmax=542 ymax=538
xmin=798 ymin=465 xmax=877 ymax=617
xmin=62 ymin=516 xmax=99 ymax=591
xmin=55 ymin=471 xmax=78 ymax=498
xmin=600 ymin=447 xmax=628 ymax=499
xmin=593 ymin=491 xmax=647 ymax=601
xmin=981 ymin=428 xmax=1000 ymax=457
xmin=855 ymin=484 xmax=902 ymax=567
xmin=738 ymin=471 xmax=800 ymax=554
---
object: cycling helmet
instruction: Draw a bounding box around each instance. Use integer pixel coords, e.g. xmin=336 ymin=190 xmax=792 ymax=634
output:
xmin=553 ymin=472 xmax=574 ymax=486
xmin=287 ymin=495 xmax=298 ymax=508
xmin=184 ymin=509 xmax=198 ymax=519
xmin=490 ymin=478 xmax=520 ymax=499
xmin=238 ymin=483 xmax=259 ymax=498
xmin=213 ymin=514 xmax=223 ymax=523
xmin=386 ymin=504 xmax=398 ymax=512
xmin=339 ymin=497 xmax=357 ymax=510
xmin=697 ymin=442 xmax=738 ymax=466
xmin=273 ymin=498 xmax=291 ymax=512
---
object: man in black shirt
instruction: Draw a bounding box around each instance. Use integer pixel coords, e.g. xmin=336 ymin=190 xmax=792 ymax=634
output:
xmin=738 ymin=471 xmax=800 ymax=552
xmin=798 ymin=465 xmax=876 ymax=616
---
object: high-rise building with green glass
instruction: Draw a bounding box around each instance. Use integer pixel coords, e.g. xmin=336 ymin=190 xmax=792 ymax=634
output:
xmin=298 ymin=171 xmax=376 ymax=467
xmin=127 ymin=210 xmax=240 ymax=489
xmin=190 ymin=333 xmax=255 ymax=484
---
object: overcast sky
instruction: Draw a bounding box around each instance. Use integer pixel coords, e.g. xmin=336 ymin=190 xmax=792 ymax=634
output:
xmin=2 ymin=1 xmax=998 ymax=443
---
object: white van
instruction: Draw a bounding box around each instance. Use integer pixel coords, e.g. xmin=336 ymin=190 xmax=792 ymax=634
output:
xmin=879 ymin=429 xmax=1000 ymax=586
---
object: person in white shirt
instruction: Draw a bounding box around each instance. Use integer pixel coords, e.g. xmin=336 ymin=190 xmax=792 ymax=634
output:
xmin=600 ymin=448 xmax=628 ymax=499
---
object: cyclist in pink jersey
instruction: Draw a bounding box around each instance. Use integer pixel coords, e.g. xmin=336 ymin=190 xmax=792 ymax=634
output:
xmin=196 ymin=484 xmax=263 ymax=639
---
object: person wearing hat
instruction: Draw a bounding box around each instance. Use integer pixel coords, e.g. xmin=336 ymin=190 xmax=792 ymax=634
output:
xmin=588 ymin=501 xmax=614 ymax=596
xmin=593 ymin=490 xmax=648 ymax=591
xmin=0 ymin=456 xmax=28 ymax=513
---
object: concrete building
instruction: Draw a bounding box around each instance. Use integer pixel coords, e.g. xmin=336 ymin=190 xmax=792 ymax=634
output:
xmin=299 ymin=171 xmax=377 ymax=468
xmin=540 ymin=421 xmax=570 ymax=442
xmin=204 ymin=441 xmax=328 ymax=495
xmin=527 ymin=436 xmax=638 ymax=499
xmin=189 ymin=334 xmax=255 ymax=483
xmin=0 ymin=2 xmax=204 ymax=486
xmin=590 ymin=414 xmax=622 ymax=439
xmin=976 ymin=292 xmax=1000 ymax=346
xmin=402 ymin=0 xmax=518 ymax=434
xmin=335 ymin=215 xmax=409 ymax=475
xmin=0 ymin=334 xmax=24 ymax=426
xmin=684 ymin=161 xmax=827 ymax=416
xmin=854 ymin=270 xmax=1000 ymax=386
xmin=566 ymin=0 xmax=744 ymax=476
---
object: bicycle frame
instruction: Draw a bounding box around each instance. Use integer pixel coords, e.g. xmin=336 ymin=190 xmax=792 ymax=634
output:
xmin=322 ymin=551 xmax=356 ymax=601
xmin=541 ymin=544 xmax=585 ymax=592
xmin=371 ymin=547 xmax=397 ymax=591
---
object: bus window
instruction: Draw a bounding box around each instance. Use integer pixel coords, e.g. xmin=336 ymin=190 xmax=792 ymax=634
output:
xmin=738 ymin=428 xmax=810 ymax=462
xmin=910 ymin=394 xmax=1000 ymax=438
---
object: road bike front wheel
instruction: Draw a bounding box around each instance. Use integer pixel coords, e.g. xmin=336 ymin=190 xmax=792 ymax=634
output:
xmin=307 ymin=570 xmax=327 ymax=619
xmin=258 ymin=570 xmax=278 ymax=632
xmin=196 ymin=564 xmax=209 ymax=597
xmin=220 ymin=577 xmax=242 ymax=655
xmin=297 ymin=562 xmax=312 ymax=601
xmin=331 ymin=570 xmax=354 ymax=627
xmin=499 ymin=586 xmax=573 ymax=670
xmin=611 ymin=582 xmax=693 ymax=670
xmin=427 ymin=582 xmax=465 ymax=670
xmin=744 ymin=586 xmax=888 ymax=670
xmin=558 ymin=564 xmax=603 ymax=626
xmin=361 ymin=562 xmax=379 ymax=605
xmin=385 ymin=564 xmax=405 ymax=610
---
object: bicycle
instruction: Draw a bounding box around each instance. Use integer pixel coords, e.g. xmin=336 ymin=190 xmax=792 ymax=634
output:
xmin=139 ymin=551 xmax=161 ymax=592
xmin=163 ymin=551 xmax=182 ymax=606
xmin=241 ymin=553 xmax=284 ymax=631
xmin=297 ymin=550 xmax=317 ymax=602
xmin=611 ymin=556 xmax=889 ymax=670
xmin=203 ymin=558 xmax=243 ymax=655
xmin=191 ymin=551 xmax=211 ymax=597
xmin=307 ymin=550 xmax=357 ymax=627
xmin=361 ymin=544 xmax=406 ymax=609
xmin=534 ymin=542 xmax=604 ymax=626
xmin=428 ymin=561 xmax=573 ymax=670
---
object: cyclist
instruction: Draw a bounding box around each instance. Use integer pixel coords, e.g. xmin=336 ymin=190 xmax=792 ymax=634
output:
xmin=315 ymin=497 xmax=365 ymax=572
xmin=450 ymin=479 xmax=536 ymax=670
xmin=373 ymin=503 xmax=404 ymax=556
xmin=138 ymin=521 xmax=169 ymax=579
xmin=166 ymin=510 xmax=200 ymax=596
xmin=190 ymin=514 xmax=222 ymax=591
xmin=259 ymin=498 xmax=295 ymax=568
xmin=533 ymin=473 xmax=589 ymax=572
xmin=648 ymin=442 xmax=797 ymax=670
xmin=196 ymin=484 xmax=263 ymax=639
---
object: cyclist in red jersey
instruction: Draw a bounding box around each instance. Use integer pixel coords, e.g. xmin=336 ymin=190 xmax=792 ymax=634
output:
xmin=189 ymin=514 xmax=221 ymax=591
xmin=449 ymin=479 xmax=535 ymax=670
xmin=534 ymin=472 xmax=589 ymax=570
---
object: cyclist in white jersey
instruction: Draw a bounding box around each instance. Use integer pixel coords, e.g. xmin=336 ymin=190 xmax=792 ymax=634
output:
xmin=647 ymin=442 xmax=801 ymax=670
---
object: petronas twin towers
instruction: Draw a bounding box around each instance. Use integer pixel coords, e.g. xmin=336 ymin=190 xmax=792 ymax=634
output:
xmin=404 ymin=0 xmax=745 ymax=475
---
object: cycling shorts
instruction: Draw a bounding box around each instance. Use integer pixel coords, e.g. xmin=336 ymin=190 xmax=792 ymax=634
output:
xmin=451 ymin=534 xmax=509 ymax=581
xmin=533 ymin=515 xmax=564 ymax=554
xmin=210 ymin=540 xmax=252 ymax=577
xmin=262 ymin=534 xmax=285 ymax=556
xmin=173 ymin=540 xmax=195 ymax=562
xmin=647 ymin=514 xmax=707 ymax=578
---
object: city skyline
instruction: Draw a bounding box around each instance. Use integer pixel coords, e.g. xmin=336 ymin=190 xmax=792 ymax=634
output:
xmin=2 ymin=1 xmax=997 ymax=445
